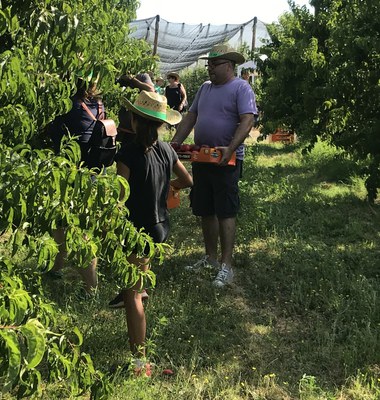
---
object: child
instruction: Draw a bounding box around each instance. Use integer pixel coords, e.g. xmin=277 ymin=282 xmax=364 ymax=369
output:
xmin=112 ymin=90 xmax=193 ymax=375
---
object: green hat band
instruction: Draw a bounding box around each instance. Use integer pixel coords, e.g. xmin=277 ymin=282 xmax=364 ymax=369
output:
xmin=135 ymin=105 xmax=167 ymax=121
xmin=208 ymin=51 xmax=223 ymax=57
xmin=77 ymin=69 xmax=94 ymax=81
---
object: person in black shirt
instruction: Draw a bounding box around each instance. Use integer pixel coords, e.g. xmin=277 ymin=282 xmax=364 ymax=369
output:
xmin=111 ymin=90 xmax=193 ymax=375
xmin=46 ymin=77 xmax=105 ymax=294
xmin=165 ymin=72 xmax=188 ymax=113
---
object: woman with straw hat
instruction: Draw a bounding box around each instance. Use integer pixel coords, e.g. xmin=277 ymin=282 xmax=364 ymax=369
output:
xmin=111 ymin=90 xmax=193 ymax=375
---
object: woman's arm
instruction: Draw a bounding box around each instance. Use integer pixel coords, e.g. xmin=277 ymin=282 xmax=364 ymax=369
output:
xmin=171 ymin=160 xmax=193 ymax=189
xmin=179 ymin=84 xmax=187 ymax=112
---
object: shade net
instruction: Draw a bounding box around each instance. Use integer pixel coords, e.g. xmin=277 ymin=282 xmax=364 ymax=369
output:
xmin=130 ymin=16 xmax=270 ymax=74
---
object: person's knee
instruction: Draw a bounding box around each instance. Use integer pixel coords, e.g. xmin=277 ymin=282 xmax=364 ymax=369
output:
xmin=122 ymin=289 xmax=143 ymax=307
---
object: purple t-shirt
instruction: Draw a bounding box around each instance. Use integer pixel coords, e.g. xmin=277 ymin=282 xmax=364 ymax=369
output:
xmin=189 ymin=78 xmax=257 ymax=160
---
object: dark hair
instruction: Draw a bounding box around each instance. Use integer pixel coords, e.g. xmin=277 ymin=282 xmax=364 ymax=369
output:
xmin=132 ymin=113 xmax=163 ymax=152
xmin=75 ymin=78 xmax=101 ymax=100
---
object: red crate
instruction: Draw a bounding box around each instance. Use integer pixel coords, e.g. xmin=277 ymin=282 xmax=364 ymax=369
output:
xmin=270 ymin=129 xmax=295 ymax=143
xmin=191 ymin=147 xmax=236 ymax=166
xmin=174 ymin=146 xmax=236 ymax=166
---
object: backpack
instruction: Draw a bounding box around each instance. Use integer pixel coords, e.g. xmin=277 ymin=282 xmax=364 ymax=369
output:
xmin=81 ymin=101 xmax=117 ymax=169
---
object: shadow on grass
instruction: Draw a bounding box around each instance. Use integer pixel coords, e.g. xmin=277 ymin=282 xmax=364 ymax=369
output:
xmin=40 ymin=143 xmax=380 ymax=398
xmin=141 ymin=143 xmax=380 ymax=395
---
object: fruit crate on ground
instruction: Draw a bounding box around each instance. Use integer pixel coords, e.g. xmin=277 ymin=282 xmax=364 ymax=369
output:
xmin=269 ymin=128 xmax=296 ymax=143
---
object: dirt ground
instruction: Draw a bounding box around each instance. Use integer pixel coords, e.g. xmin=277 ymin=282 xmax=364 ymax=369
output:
xmin=246 ymin=128 xmax=262 ymax=144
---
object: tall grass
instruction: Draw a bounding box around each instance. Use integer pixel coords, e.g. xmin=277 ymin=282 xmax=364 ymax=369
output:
xmin=23 ymin=140 xmax=380 ymax=398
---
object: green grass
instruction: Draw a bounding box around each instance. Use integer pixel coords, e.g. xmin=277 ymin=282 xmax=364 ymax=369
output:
xmin=26 ymin=141 xmax=380 ymax=398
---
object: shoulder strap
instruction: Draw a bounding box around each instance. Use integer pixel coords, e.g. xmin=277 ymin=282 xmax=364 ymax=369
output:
xmin=81 ymin=101 xmax=105 ymax=121
xmin=81 ymin=101 xmax=97 ymax=121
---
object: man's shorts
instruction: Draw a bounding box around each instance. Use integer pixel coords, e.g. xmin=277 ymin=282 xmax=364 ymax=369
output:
xmin=190 ymin=160 xmax=242 ymax=218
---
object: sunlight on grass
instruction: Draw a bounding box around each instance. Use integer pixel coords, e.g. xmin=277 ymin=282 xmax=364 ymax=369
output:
xmin=257 ymin=150 xmax=302 ymax=168
xmin=311 ymin=180 xmax=362 ymax=199
xmin=8 ymin=140 xmax=380 ymax=399
xmin=246 ymin=324 xmax=272 ymax=335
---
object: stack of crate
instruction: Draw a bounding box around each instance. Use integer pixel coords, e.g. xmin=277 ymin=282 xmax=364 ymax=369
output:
xmin=269 ymin=128 xmax=295 ymax=143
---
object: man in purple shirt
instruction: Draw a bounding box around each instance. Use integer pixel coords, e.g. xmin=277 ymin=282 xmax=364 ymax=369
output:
xmin=172 ymin=44 xmax=257 ymax=287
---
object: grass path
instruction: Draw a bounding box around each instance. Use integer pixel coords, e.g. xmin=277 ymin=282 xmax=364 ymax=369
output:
xmin=44 ymin=142 xmax=380 ymax=399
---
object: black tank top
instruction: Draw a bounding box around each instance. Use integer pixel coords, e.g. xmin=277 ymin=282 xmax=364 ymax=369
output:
xmin=165 ymin=84 xmax=182 ymax=111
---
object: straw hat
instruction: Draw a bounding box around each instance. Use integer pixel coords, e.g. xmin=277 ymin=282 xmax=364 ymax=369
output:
xmin=121 ymin=90 xmax=182 ymax=125
xmin=199 ymin=44 xmax=245 ymax=64
xmin=166 ymin=71 xmax=180 ymax=79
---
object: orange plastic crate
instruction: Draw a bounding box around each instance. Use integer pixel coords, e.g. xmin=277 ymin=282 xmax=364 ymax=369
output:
xmin=167 ymin=186 xmax=180 ymax=209
xmin=270 ymin=129 xmax=295 ymax=143
xmin=191 ymin=147 xmax=236 ymax=166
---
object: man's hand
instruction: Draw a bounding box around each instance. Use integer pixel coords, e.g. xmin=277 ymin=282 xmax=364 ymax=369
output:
xmin=117 ymin=74 xmax=134 ymax=87
xmin=215 ymin=146 xmax=234 ymax=166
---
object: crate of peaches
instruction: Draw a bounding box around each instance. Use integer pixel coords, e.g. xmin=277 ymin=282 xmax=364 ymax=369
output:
xmin=170 ymin=143 xmax=236 ymax=166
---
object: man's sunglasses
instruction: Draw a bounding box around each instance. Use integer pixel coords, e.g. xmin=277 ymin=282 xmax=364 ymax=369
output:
xmin=205 ymin=61 xmax=230 ymax=68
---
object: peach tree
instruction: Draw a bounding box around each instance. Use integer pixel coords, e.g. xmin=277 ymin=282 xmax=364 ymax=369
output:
xmin=257 ymin=0 xmax=380 ymax=202
xmin=0 ymin=0 xmax=163 ymax=397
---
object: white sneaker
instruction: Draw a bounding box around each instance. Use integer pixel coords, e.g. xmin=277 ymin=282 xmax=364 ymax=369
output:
xmin=184 ymin=255 xmax=220 ymax=272
xmin=213 ymin=263 xmax=234 ymax=287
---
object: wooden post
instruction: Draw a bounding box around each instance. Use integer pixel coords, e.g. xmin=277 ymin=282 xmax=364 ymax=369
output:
xmin=251 ymin=16 xmax=257 ymax=55
xmin=153 ymin=15 xmax=160 ymax=56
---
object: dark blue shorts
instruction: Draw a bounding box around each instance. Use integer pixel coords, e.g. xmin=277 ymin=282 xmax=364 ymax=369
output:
xmin=130 ymin=219 xmax=170 ymax=256
xmin=144 ymin=220 xmax=170 ymax=243
xmin=190 ymin=160 xmax=242 ymax=218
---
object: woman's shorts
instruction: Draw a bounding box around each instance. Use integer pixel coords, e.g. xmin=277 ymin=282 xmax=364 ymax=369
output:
xmin=128 ymin=219 xmax=170 ymax=256
xmin=144 ymin=219 xmax=170 ymax=243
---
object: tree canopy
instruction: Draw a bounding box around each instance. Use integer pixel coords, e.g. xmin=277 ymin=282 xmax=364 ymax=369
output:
xmin=258 ymin=0 xmax=380 ymax=201
xmin=0 ymin=1 xmax=162 ymax=397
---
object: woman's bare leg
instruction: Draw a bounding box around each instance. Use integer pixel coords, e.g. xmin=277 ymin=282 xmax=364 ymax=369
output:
xmin=123 ymin=254 xmax=150 ymax=358
xmin=77 ymin=257 xmax=98 ymax=293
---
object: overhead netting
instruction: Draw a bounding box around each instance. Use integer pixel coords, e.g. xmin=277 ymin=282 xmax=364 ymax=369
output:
xmin=129 ymin=16 xmax=270 ymax=74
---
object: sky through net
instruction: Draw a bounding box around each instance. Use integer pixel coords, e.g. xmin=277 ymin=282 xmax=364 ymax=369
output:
xmin=130 ymin=16 xmax=271 ymax=74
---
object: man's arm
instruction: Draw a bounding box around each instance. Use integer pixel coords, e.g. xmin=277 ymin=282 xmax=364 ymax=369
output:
xmin=171 ymin=111 xmax=197 ymax=144
xmin=131 ymin=77 xmax=155 ymax=92
xmin=217 ymin=113 xmax=254 ymax=166
xmin=118 ymin=75 xmax=155 ymax=92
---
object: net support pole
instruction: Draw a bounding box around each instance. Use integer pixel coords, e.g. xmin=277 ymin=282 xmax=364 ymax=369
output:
xmin=251 ymin=16 xmax=257 ymax=55
xmin=153 ymin=15 xmax=160 ymax=56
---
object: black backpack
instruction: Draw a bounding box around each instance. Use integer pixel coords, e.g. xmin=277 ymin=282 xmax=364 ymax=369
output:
xmin=81 ymin=101 xmax=117 ymax=169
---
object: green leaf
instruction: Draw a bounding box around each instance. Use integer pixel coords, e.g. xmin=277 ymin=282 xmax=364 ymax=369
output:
xmin=20 ymin=319 xmax=46 ymax=370
xmin=72 ymin=326 xmax=83 ymax=346
xmin=7 ymin=285 xmax=33 ymax=325
xmin=0 ymin=329 xmax=21 ymax=392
